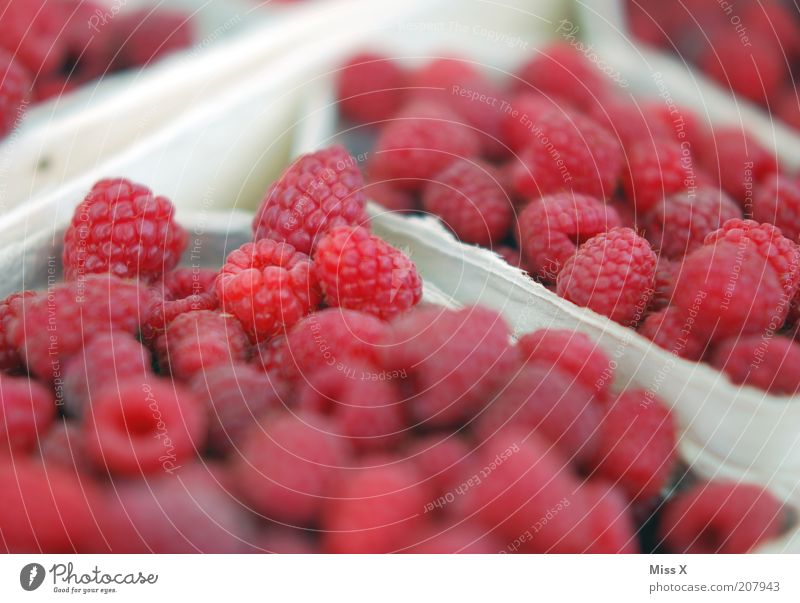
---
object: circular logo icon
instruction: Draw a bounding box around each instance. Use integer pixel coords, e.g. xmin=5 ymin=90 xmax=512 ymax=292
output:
xmin=20 ymin=563 xmax=46 ymax=592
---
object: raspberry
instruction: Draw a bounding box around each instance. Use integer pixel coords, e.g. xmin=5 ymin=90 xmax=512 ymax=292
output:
xmin=410 ymin=57 xmax=479 ymax=95
xmin=517 ymin=328 xmax=614 ymax=397
xmin=368 ymin=102 xmax=481 ymax=191
xmin=111 ymin=9 xmax=194 ymax=69
xmin=0 ymin=0 xmax=65 ymax=76
xmin=509 ymin=109 xmax=623 ymax=201
xmin=672 ymin=241 xmax=786 ymax=341
xmin=249 ymin=333 xmax=288 ymax=375
xmin=62 ymin=178 xmax=188 ymax=281
xmin=710 ymin=335 xmax=800 ymax=395
xmin=0 ymin=290 xmax=35 ymax=372
xmin=12 ymin=275 xmax=147 ymax=381
xmin=587 ymin=95 xmax=673 ymax=151
xmin=421 ymin=159 xmax=512 ymax=246
xmin=556 ymin=227 xmax=657 ymax=325
xmin=500 ymin=92 xmax=563 ymax=152
xmin=776 ymin=88 xmax=800 ymax=130
xmin=155 ymin=310 xmax=249 ymax=381
xmin=407 ymin=522 xmax=502 ymax=553
xmin=248 ymin=528 xmax=316 ymax=554
xmin=38 ymin=419 xmax=91 ymax=476
xmin=362 ymin=180 xmax=417 ymax=212
xmin=0 ymin=375 xmax=54 ymax=453
xmin=621 ymin=141 xmax=693 ymax=212
xmin=644 ymin=187 xmax=741 ymax=259
xmin=742 ymin=2 xmax=800 ymax=57
xmin=593 ymin=389 xmax=677 ymax=501
xmin=0 ymin=52 xmax=30 ymax=138
xmin=190 ymin=363 xmax=284 ymax=454
xmin=517 ymin=192 xmax=622 ymax=282
xmin=753 ymin=175 xmax=800 ymax=241
xmin=143 ymin=267 xmax=219 ymax=340
xmin=576 ymin=481 xmax=639 ymax=553
xmin=638 ymin=100 xmax=709 ymax=153
xmin=381 ymin=306 xmax=517 ymax=427
xmin=475 ymin=364 xmax=602 ymax=467
xmin=252 ymin=145 xmax=368 ymax=254
xmin=336 ymin=52 xmax=407 ymax=124
xmin=313 ymin=226 xmax=422 ymax=320
xmin=233 ymin=411 xmax=352 ymax=524
xmin=494 ymin=245 xmax=527 ymax=271
xmin=405 ymin=434 xmax=472 ymax=497
xmin=322 ymin=460 xmax=429 ymax=553
xmin=216 ymin=239 xmax=320 ymax=341
xmin=658 ymin=481 xmax=786 ymax=553
xmin=58 ymin=0 xmax=115 ymax=84
xmin=63 ymin=332 xmax=152 ymax=417
xmin=638 ymin=307 xmax=707 ymax=361
xmin=83 ymin=377 xmax=205 ymax=476
xmin=650 ymin=255 xmax=678 ymax=311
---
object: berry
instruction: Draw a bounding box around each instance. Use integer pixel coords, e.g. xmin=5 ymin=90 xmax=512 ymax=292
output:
xmin=638 ymin=307 xmax=707 ymax=361
xmin=0 ymin=375 xmax=54 ymax=453
xmin=557 ymin=227 xmax=657 ymax=325
xmin=336 ymin=52 xmax=407 ymax=124
xmin=407 ymin=522 xmax=502 ymax=553
xmin=500 ymin=92 xmax=563 ymax=151
xmin=313 ymin=226 xmax=422 ymax=320
xmin=83 ymin=377 xmax=205 ymax=476
xmin=753 ymin=175 xmax=800 ymax=242
xmin=405 ymin=434 xmax=472 ymax=497
xmin=233 ymin=411 xmax=351 ymax=524
xmin=62 ymin=179 xmax=187 ymax=281
xmin=0 ymin=290 xmax=35 ymax=372
xmin=155 ymin=310 xmax=250 ymax=381
xmin=710 ymin=335 xmax=800 ymax=395
xmin=248 ymin=528 xmax=317 ymax=554
xmin=517 ymin=192 xmax=622 ymax=282
xmin=37 ymin=419 xmax=91 ymax=476
xmin=216 ymin=239 xmax=320 ymax=341
xmin=658 ymin=481 xmax=785 ymax=553
xmin=644 ymin=187 xmax=741 ymax=259
xmin=0 ymin=52 xmax=30 ymax=137
xmin=650 ymin=255 xmax=677 ymax=310
xmin=252 ymin=145 xmax=368 ymax=254
xmin=143 ymin=267 xmax=219 ymax=340
xmin=0 ymin=0 xmax=65 ymax=76
xmin=111 ymin=9 xmax=194 ymax=69
xmin=368 ymin=102 xmax=481 ymax=191
xmin=361 ymin=180 xmax=416 ymax=212
xmin=587 ymin=95 xmax=672 ymax=151
xmin=593 ymin=389 xmax=677 ymax=501
xmin=421 ymin=159 xmax=512 ymax=246
xmin=622 ymin=141 xmax=693 ymax=213
xmin=577 ymin=481 xmax=639 ymax=553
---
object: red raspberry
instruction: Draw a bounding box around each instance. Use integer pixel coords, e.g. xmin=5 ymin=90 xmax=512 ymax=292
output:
xmin=58 ymin=0 xmax=115 ymax=84
xmin=593 ymin=389 xmax=676 ymax=501
xmin=500 ymin=92 xmax=563 ymax=152
xmin=409 ymin=57 xmax=479 ymax=95
xmin=421 ymin=159 xmax=512 ymax=246
xmin=405 ymin=434 xmax=472 ymax=497
xmin=638 ymin=100 xmax=709 ymax=153
xmin=672 ymin=241 xmax=786 ymax=341
xmin=368 ymin=102 xmax=481 ymax=191
xmin=517 ymin=328 xmax=614 ymax=397
xmin=650 ymin=255 xmax=677 ymax=310
xmin=638 ymin=307 xmax=707 ymax=361
xmin=12 ymin=275 xmax=147 ymax=381
xmin=248 ymin=528 xmax=316 ymax=554
xmin=588 ymin=95 xmax=673 ymax=151
xmin=776 ymin=88 xmax=800 ymax=130
xmin=494 ymin=245 xmax=528 ymax=271
xmin=622 ymin=141 xmax=693 ymax=212
xmin=252 ymin=145 xmax=368 ymax=254
xmin=753 ymin=175 xmax=800 ymax=242
xmin=710 ymin=335 xmax=800 ymax=395
xmin=0 ymin=290 xmax=35 ymax=372
xmin=557 ymin=227 xmax=657 ymax=325
xmin=322 ymin=460 xmax=429 ymax=553
xmin=38 ymin=419 xmax=91 ymax=476
xmin=644 ymin=187 xmax=741 ymax=259
xmin=83 ymin=377 xmax=205 ymax=476
xmin=0 ymin=0 xmax=65 ymax=76
xmin=155 ymin=310 xmax=250 ymax=381
xmin=233 ymin=411 xmax=352 ymax=524
xmin=658 ymin=481 xmax=786 ymax=553
xmin=381 ymin=306 xmax=517 ymax=427
xmin=216 ymin=239 xmax=320 ymax=341
xmin=143 ymin=267 xmax=219 ymax=340
xmin=0 ymin=375 xmax=54 ymax=453
xmin=62 ymin=178 xmax=188 ymax=281
xmin=362 ymin=180 xmax=417 ymax=212
xmin=517 ymin=192 xmax=622 ymax=282
xmin=743 ymin=2 xmax=800 ymax=56
xmin=509 ymin=109 xmax=623 ymax=201
xmin=407 ymin=522 xmax=502 ymax=553
xmin=63 ymin=332 xmax=152 ymax=417
xmin=111 ymin=9 xmax=194 ymax=69
xmin=336 ymin=52 xmax=407 ymax=124
xmin=249 ymin=333 xmax=288 ymax=375
xmin=0 ymin=52 xmax=30 ymax=138
xmin=313 ymin=226 xmax=422 ymax=320
xmin=576 ymin=481 xmax=639 ymax=553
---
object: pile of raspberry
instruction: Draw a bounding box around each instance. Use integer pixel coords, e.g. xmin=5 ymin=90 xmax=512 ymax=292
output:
xmin=0 ymin=146 xmax=790 ymax=553
xmin=334 ymin=43 xmax=800 ymax=397
xmin=0 ymin=0 xmax=195 ymax=139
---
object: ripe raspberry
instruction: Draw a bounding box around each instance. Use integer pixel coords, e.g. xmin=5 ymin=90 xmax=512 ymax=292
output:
xmin=381 ymin=306 xmax=517 ymax=427
xmin=0 ymin=375 xmax=54 ymax=453
xmin=753 ymin=175 xmax=800 ymax=242
xmin=252 ymin=145 xmax=368 ymax=254
xmin=638 ymin=100 xmax=709 ymax=153
xmin=622 ymin=141 xmax=693 ymax=212
xmin=557 ymin=227 xmax=657 ymax=325
xmin=0 ymin=290 xmax=35 ymax=372
xmin=587 ymin=95 xmax=673 ymax=151
xmin=517 ymin=328 xmax=614 ymax=397
xmin=336 ymin=52 xmax=407 ymax=124
xmin=508 ymin=109 xmax=623 ymax=201
xmin=776 ymin=88 xmax=800 ymax=130
xmin=58 ymin=0 xmax=115 ymax=84
xmin=233 ymin=411 xmax=352 ymax=524
xmin=494 ymin=245 xmax=528 ymax=271
xmin=216 ymin=239 xmax=320 ymax=341
xmin=593 ymin=389 xmax=677 ymax=501
xmin=313 ymin=226 xmax=422 ymax=320
xmin=111 ymin=9 xmax=194 ymax=69
xmin=143 ymin=267 xmax=219 ymax=340
xmin=0 ymin=52 xmax=30 ymax=138
xmin=421 ymin=159 xmax=512 ymax=246
xmin=407 ymin=522 xmax=502 ymax=553
xmin=248 ymin=528 xmax=316 ymax=554
xmin=155 ymin=310 xmax=250 ymax=381
xmin=658 ymin=481 xmax=786 ymax=553
xmin=405 ymin=434 xmax=472 ymax=497
xmin=63 ymin=332 xmax=152 ymax=417
xmin=322 ymin=460 xmax=429 ymax=553
xmin=12 ymin=275 xmax=147 ymax=381
xmin=362 ymin=180 xmax=417 ymax=212
xmin=650 ymin=255 xmax=677 ymax=311
xmin=83 ymin=377 xmax=205 ymax=476
xmin=644 ymin=187 xmax=741 ymax=259
xmin=368 ymin=102 xmax=481 ymax=191
xmin=500 ymin=92 xmax=563 ymax=152
xmin=409 ymin=57 xmax=479 ymax=96
xmin=638 ymin=307 xmax=707 ymax=361
xmin=249 ymin=333 xmax=288 ymax=375
xmin=38 ymin=419 xmax=91 ymax=476
xmin=62 ymin=178 xmax=188 ymax=281
xmin=517 ymin=192 xmax=622 ymax=282
xmin=710 ymin=335 xmax=800 ymax=395
xmin=0 ymin=0 xmax=65 ymax=76
xmin=576 ymin=481 xmax=639 ymax=553
xmin=672 ymin=241 xmax=786 ymax=341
